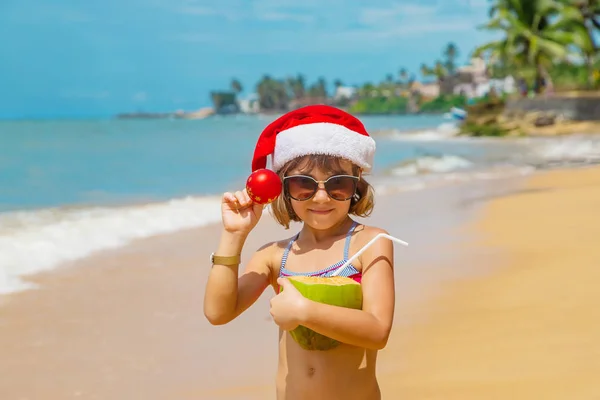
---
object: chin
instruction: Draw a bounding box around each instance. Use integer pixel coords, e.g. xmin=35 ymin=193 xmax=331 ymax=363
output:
xmin=301 ymin=211 xmax=346 ymax=229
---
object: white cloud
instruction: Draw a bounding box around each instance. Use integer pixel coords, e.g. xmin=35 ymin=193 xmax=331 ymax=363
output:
xmin=357 ymin=1 xmax=487 ymax=37
xmin=176 ymin=4 xmax=245 ymax=21
xmin=166 ymin=0 xmax=486 ymax=53
xmin=359 ymin=5 xmax=435 ymax=28
xmin=455 ymin=0 xmax=489 ymax=8
xmin=170 ymin=0 xmax=318 ymax=24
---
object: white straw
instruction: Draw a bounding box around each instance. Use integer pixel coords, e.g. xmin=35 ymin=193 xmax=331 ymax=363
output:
xmin=330 ymin=233 xmax=409 ymax=276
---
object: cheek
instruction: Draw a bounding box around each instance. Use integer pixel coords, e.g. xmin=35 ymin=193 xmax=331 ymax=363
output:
xmin=290 ymin=200 xmax=306 ymax=215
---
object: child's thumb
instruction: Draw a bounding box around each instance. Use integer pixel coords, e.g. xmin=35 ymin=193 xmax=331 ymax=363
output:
xmin=249 ymin=201 xmax=263 ymax=217
xmin=277 ymin=277 xmax=290 ymax=288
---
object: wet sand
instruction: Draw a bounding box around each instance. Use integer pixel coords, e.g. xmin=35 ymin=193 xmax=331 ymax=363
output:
xmin=380 ymin=165 xmax=600 ymax=399
xmin=0 ymin=175 xmax=534 ymax=400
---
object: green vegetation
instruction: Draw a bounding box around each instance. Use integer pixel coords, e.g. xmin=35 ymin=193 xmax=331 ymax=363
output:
xmin=211 ymin=0 xmax=600 ymax=125
xmin=347 ymin=96 xmax=409 ymax=115
xmin=462 ymin=0 xmax=600 ymax=137
xmin=474 ymin=0 xmax=600 ymax=92
xmin=418 ymin=95 xmax=468 ymax=113
xmin=459 ymin=97 xmax=512 ymax=137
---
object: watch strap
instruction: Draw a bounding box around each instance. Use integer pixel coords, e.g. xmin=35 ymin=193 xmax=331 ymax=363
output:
xmin=211 ymin=253 xmax=241 ymax=266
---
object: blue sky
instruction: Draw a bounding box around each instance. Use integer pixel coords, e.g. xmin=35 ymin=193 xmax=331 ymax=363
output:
xmin=0 ymin=0 xmax=497 ymax=119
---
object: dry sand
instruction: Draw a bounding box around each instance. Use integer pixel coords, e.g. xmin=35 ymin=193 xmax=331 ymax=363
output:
xmin=381 ymin=165 xmax=600 ymax=399
xmin=3 ymin=166 xmax=598 ymax=399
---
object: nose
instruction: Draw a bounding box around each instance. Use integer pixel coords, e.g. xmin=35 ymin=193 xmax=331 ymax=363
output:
xmin=312 ymin=182 xmax=330 ymax=202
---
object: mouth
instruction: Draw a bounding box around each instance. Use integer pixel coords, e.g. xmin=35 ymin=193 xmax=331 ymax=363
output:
xmin=309 ymin=209 xmax=334 ymax=215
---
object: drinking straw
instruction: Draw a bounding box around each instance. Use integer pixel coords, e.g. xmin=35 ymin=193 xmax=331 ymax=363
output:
xmin=330 ymin=233 xmax=408 ymax=277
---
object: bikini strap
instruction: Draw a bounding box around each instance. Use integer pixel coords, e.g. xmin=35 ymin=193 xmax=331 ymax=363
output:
xmin=343 ymin=220 xmax=359 ymax=260
xmin=281 ymin=221 xmax=357 ymax=270
xmin=280 ymin=233 xmax=299 ymax=270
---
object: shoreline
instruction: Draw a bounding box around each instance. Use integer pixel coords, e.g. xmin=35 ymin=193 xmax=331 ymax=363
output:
xmin=0 ymin=174 xmax=528 ymax=399
xmin=2 ymin=165 xmax=598 ymax=398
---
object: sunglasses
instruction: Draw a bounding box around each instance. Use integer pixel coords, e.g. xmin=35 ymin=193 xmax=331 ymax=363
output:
xmin=283 ymin=174 xmax=359 ymax=201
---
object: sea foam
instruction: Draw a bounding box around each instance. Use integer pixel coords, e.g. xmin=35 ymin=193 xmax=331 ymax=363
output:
xmin=0 ymin=196 xmax=222 ymax=295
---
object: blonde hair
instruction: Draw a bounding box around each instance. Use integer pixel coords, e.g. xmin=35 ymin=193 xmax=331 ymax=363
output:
xmin=269 ymin=154 xmax=375 ymax=229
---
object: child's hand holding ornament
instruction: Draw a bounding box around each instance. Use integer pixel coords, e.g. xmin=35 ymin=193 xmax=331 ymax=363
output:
xmin=220 ymin=169 xmax=282 ymax=236
xmin=245 ymin=168 xmax=282 ymax=205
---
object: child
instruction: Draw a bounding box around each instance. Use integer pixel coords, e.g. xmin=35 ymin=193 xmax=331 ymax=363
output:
xmin=203 ymin=105 xmax=395 ymax=400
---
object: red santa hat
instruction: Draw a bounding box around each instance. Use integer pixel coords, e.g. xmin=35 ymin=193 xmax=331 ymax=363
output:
xmin=251 ymin=104 xmax=376 ymax=173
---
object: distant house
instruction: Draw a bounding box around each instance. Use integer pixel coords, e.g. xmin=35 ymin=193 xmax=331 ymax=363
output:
xmin=210 ymin=91 xmax=240 ymax=114
xmin=485 ymin=76 xmax=516 ymax=96
xmin=437 ymin=58 xmax=486 ymax=97
xmin=238 ymin=93 xmax=260 ymax=114
xmin=410 ymin=81 xmax=440 ymax=98
xmin=334 ymin=86 xmax=357 ymax=101
xmin=440 ymin=57 xmax=516 ymax=98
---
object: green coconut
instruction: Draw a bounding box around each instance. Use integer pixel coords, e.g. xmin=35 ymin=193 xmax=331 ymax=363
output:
xmin=285 ymin=275 xmax=363 ymax=351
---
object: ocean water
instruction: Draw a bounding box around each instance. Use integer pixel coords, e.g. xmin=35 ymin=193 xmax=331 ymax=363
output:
xmin=2 ymin=113 xmax=600 ymax=295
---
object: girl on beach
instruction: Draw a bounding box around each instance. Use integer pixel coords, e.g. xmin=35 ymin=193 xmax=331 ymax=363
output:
xmin=203 ymin=105 xmax=395 ymax=400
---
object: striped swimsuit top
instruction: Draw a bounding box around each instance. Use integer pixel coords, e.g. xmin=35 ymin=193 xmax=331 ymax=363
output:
xmin=279 ymin=220 xmax=362 ymax=283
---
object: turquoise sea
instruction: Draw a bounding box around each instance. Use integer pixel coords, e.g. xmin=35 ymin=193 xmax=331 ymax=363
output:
xmin=1 ymin=113 xmax=599 ymax=295
xmin=0 ymin=114 xmax=455 ymax=211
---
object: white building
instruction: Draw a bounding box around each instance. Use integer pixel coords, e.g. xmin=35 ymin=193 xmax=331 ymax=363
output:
xmin=334 ymin=86 xmax=357 ymax=101
xmin=238 ymin=93 xmax=260 ymax=114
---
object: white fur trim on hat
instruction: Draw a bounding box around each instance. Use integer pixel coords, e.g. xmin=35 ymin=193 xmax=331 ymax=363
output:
xmin=272 ymin=122 xmax=376 ymax=173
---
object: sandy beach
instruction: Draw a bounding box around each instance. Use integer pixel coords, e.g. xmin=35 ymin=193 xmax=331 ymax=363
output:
xmin=380 ymin=165 xmax=600 ymax=399
xmin=1 ymin=165 xmax=599 ymax=399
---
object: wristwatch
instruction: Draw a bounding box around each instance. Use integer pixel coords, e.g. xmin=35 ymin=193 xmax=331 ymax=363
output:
xmin=210 ymin=252 xmax=241 ymax=266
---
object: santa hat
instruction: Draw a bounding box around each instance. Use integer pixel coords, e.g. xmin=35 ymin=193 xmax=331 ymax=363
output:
xmin=251 ymin=104 xmax=376 ymax=173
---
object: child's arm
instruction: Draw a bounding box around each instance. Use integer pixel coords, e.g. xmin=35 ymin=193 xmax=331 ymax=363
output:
xmin=203 ymin=231 xmax=273 ymax=325
xmin=203 ymin=189 xmax=272 ymax=325
xmin=276 ymin=228 xmax=395 ymax=350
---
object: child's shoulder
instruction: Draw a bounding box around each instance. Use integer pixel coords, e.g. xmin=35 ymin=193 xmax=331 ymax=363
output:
xmin=257 ymin=233 xmax=297 ymax=254
xmin=253 ymin=233 xmax=298 ymax=288
xmin=352 ymin=224 xmax=393 ymax=272
xmin=254 ymin=233 xmax=298 ymax=264
xmin=353 ymin=223 xmax=389 ymax=244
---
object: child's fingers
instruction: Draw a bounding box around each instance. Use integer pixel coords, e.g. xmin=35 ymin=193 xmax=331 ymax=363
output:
xmin=222 ymin=190 xmax=254 ymax=211
xmin=242 ymin=189 xmax=253 ymax=204
xmin=234 ymin=190 xmax=253 ymax=208
xmin=222 ymin=192 xmax=237 ymax=204
xmin=222 ymin=192 xmax=241 ymax=209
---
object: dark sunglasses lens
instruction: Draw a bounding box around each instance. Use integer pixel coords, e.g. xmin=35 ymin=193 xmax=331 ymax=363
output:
xmin=286 ymin=176 xmax=317 ymax=200
xmin=325 ymin=176 xmax=357 ymax=200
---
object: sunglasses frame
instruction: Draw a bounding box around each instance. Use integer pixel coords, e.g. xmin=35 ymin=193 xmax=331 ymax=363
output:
xmin=282 ymin=174 xmax=360 ymax=201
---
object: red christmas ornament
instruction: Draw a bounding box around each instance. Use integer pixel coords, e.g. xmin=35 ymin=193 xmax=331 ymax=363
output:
xmin=246 ymin=169 xmax=282 ymax=205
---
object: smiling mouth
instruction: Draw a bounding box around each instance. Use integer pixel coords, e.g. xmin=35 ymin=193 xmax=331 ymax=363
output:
xmin=309 ymin=209 xmax=333 ymax=214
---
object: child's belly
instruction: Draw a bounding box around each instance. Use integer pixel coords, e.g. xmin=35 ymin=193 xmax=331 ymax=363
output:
xmin=276 ymin=332 xmax=381 ymax=400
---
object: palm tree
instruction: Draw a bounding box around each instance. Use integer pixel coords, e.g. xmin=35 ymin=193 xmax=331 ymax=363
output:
xmin=231 ymin=78 xmax=243 ymax=93
xmin=287 ymin=74 xmax=306 ymax=99
xmin=419 ymin=63 xmax=435 ymax=81
xmin=398 ymin=68 xmax=409 ymax=89
xmin=443 ymin=42 xmax=460 ymax=74
xmin=561 ymin=0 xmax=600 ymax=87
xmin=433 ymin=60 xmax=447 ymax=83
xmin=256 ymin=75 xmax=289 ymax=111
xmin=474 ymin=0 xmax=576 ymax=93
